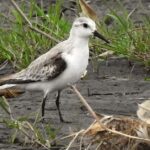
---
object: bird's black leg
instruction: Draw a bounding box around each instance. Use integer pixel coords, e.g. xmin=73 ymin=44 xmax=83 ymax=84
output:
xmin=56 ymin=90 xmax=67 ymax=122
xmin=56 ymin=91 xmax=71 ymax=123
xmin=41 ymin=93 xmax=48 ymax=120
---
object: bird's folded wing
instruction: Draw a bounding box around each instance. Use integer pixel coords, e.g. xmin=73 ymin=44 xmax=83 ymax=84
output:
xmin=0 ymin=52 xmax=67 ymax=85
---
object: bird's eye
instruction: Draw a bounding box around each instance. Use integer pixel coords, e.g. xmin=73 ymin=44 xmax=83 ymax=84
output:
xmin=83 ymin=23 xmax=88 ymax=28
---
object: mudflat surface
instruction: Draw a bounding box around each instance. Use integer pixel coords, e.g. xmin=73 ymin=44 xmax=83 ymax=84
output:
xmin=0 ymin=58 xmax=150 ymax=149
xmin=0 ymin=0 xmax=150 ymax=150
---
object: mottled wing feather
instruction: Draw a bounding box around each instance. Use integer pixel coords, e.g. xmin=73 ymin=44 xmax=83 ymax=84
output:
xmin=0 ymin=39 xmax=73 ymax=85
xmin=46 ymin=55 xmax=67 ymax=80
xmin=19 ymin=52 xmax=66 ymax=82
xmin=1 ymin=52 xmax=67 ymax=85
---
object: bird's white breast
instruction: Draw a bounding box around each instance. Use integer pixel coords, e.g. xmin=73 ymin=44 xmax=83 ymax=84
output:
xmin=45 ymin=46 xmax=89 ymax=92
xmin=64 ymin=47 xmax=89 ymax=82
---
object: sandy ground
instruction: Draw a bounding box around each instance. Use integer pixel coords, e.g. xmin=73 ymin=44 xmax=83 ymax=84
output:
xmin=0 ymin=0 xmax=150 ymax=150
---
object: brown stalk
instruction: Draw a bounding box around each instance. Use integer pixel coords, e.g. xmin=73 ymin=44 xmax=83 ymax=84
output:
xmin=71 ymin=85 xmax=150 ymax=143
xmin=10 ymin=0 xmax=59 ymax=43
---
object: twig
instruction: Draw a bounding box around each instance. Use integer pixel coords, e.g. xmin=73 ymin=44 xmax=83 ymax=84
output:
xmin=129 ymin=63 xmax=135 ymax=79
xmin=138 ymin=103 xmax=150 ymax=112
xmin=20 ymin=121 xmax=49 ymax=149
xmin=0 ymin=61 xmax=8 ymax=71
xmin=86 ymin=142 xmax=92 ymax=150
xmin=10 ymin=0 xmax=59 ymax=43
xmin=11 ymin=0 xmax=32 ymax=26
xmin=66 ymin=130 xmax=84 ymax=150
xmin=60 ymin=130 xmax=85 ymax=140
xmin=79 ymin=134 xmax=85 ymax=150
xmin=71 ymin=85 xmax=150 ymax=143
xmin=71 ymin=85 xmax=100 ymax=122
xmin=95 ymin=141 xmax=103 ymax=150
xmin=30 ymin=26 xmax=59 ymax=42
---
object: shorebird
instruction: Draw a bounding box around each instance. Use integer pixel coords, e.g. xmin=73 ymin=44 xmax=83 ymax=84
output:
xmin=0 ymin=17 xmax=109 ymax=122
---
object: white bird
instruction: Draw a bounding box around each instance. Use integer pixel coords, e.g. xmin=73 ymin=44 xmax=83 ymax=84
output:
xmin=0 ymin=17 xmax=109 ymax=122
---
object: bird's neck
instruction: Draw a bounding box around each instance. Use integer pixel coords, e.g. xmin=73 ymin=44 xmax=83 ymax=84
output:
xmin=68 ymin=35 xmax=89 ymax=49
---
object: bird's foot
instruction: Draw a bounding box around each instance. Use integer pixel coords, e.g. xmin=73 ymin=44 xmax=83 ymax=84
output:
xmin=60 ymin=119 xmax=72 ymax=123
xmin=59 ymin=116 xmax=72 ymax=123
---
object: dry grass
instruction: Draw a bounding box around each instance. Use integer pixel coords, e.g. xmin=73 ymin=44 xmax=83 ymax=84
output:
xmin=63 ymin=86 xmax=150 ymax=150
xmin=62 ymin=114 xmax=150 ymax=150
xmin=83 ymin=114 xmax=150 ymax=150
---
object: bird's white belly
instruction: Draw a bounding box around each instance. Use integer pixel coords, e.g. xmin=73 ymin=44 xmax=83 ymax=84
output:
xmin=50 ymin=51 xmax=89 ymax=91
xmin=65 ymin=56 xmax=87 ymax=82
xmin=25 ymin=50 xmax=89 ymax=93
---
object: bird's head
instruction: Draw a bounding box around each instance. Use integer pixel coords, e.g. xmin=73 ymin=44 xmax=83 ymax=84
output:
xmin=70 ymin=17 xmax=109 ymax=43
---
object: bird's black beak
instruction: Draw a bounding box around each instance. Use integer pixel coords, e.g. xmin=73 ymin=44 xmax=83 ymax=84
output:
xmin=93 ymin=31 xmax=109 ymax=43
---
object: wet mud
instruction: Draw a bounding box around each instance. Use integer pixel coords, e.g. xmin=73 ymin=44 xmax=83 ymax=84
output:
xmin=0 ymin=58 xmax=150 ymax=149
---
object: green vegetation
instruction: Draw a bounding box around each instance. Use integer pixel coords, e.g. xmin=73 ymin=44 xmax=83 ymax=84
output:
xmin=0 ymin=1 xmax=150 ymax=69
xmin=0 ymin=0 xmax=70 ymax=69
xmin=97 ymin=2 xmax=150 ymax=67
